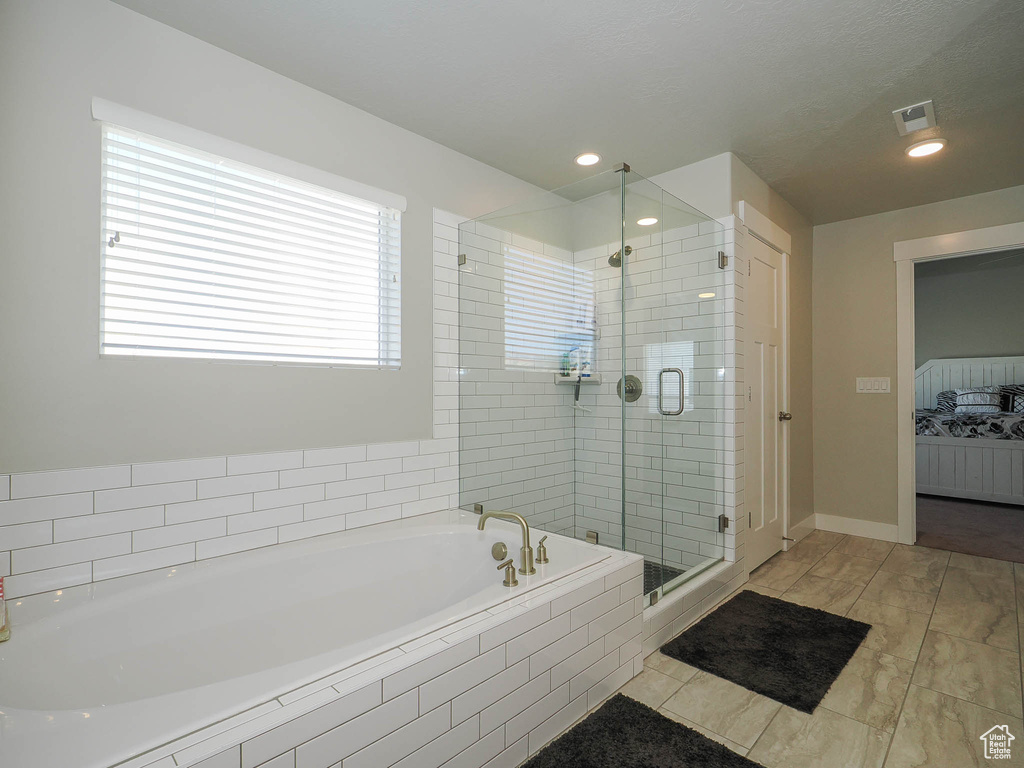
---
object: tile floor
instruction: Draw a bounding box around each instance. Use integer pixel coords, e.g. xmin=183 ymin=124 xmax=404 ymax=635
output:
xmin=612 ymin=530 xmax=1024 ymax=767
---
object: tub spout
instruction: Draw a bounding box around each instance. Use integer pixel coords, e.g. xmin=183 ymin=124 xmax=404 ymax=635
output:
xmin=478 ymin=511 xmax=535 ymax=575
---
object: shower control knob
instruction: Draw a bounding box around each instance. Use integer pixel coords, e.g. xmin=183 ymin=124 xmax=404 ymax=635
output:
xmin=617 ymin=375 xmax=643 ymax=403
xmin=491 ymin=542 xmax=508 ymax=561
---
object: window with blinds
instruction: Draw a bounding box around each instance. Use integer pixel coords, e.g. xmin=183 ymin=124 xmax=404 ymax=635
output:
xmin=503 ymin=245 xmax=596 ymax=371
xmin=100 ymin=125 xmax=401 ymax=367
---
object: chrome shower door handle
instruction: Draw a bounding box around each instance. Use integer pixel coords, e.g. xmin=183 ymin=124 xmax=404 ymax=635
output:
xmin=658 ymin=368 xmax=684 ymax=416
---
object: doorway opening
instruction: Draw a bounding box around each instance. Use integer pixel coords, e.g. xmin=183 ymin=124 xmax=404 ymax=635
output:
xmin=894 ymin=221 xmax=1024 ymax=553
xmin=911 ymin=249 xmax=1024 ymax=560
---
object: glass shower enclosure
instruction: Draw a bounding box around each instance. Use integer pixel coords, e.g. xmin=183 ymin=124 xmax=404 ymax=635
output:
xmin=458 ymin=164 xmax=727 ymax=600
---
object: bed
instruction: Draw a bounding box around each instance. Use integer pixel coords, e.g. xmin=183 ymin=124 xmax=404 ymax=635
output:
xmin=915 ymin=356 xmax=1024 ymax=506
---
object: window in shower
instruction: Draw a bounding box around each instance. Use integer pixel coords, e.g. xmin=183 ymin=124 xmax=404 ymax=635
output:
xmin=503 ymin=245 xmax=596 ymax=372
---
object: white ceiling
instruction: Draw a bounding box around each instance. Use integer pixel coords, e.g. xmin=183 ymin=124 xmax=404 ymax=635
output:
xmin=112 ymin=0 xmax=1024 ymax=224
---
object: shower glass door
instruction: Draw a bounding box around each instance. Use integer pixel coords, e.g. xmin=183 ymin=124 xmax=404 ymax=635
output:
xmin=619 ymin=172 xmax=668 ymax=595
xmin=622 ymin=169 xmax=728 ymax=597
xmin=457 ymin=166 xmax=727 ymax=601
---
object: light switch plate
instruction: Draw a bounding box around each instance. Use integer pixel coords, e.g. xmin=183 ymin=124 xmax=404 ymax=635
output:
xmin=856 ymin=377 xmax=891 ymax=394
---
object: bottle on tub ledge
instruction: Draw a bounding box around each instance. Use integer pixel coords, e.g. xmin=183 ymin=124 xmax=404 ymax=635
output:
xmin=0 ymin=576 xmax=9 ymax=642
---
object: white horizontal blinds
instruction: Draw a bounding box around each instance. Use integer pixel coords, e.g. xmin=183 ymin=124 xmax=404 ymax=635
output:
xmin=503 ymin=245 xmax=595 ymax=371
xmin=100 ymin=124 xmax=401 ymax=367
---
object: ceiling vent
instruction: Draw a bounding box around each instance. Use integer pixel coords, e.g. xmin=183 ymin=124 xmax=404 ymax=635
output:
xmin=892 ymin=100 xmax=936 ymax=136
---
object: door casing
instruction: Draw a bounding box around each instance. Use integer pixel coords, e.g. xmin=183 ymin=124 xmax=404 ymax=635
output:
xmin=744 ymin=231 xmax=790 ymax=570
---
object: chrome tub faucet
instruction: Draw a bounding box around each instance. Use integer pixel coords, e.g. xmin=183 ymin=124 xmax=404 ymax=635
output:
xmin=478 ymin=511 xmax=535 ymax=575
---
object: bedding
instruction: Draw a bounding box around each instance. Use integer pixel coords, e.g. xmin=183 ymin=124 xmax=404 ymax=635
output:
xmin=935 ymin=390 xmax=957 ymax=412
xmin=916 ymin=409 xmax=1024 ymax=440
xmin=1003 ymin=384 xmax=1024 ymax=413
xmin=954 ymin=386 xmax=1003 ymax=414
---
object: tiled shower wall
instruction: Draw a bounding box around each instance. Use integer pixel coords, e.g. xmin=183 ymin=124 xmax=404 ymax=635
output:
xmin=0 ymin=209 xmax=465 ymax=599
xmin=456 ymin=222 xmax=577 ymax=537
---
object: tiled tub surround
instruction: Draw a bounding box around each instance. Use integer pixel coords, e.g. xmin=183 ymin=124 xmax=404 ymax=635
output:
xmin=0 ymin=440 xmax=459 ymax=599
xmin=0 ymin=510 xmax=644 ymax=768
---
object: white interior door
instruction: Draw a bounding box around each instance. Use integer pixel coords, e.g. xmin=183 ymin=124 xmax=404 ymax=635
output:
xmin=745 ymin=236 xmax=787 ymax=570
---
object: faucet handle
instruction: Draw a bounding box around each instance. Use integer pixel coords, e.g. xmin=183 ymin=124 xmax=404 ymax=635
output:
xmin=497 ymin=559 xmax=518 ymax=587
xmin=536 ymin=536 xmax=549 ymax=564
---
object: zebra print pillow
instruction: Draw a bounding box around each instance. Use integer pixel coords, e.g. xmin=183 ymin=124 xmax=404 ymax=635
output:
xmin=935 ymin=390 xmax=957 ymax=412
xmin=1001 ymin=385 xmax=1024 ymax=414
xmin=954 ymin=386 xmax=1003 ymax=414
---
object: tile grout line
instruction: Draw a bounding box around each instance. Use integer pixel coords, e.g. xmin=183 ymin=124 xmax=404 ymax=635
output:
xmin=877 ymin=549 xmax=951 ymax=768
xmin=745 ymin=701 xmax=785 ymax=758
xmin=775 ymin=532 xmax=846 ymax=597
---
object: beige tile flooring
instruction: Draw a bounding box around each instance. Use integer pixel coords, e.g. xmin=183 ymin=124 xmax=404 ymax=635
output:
xmin=613 ymin=530 xmax=1024 ymax=767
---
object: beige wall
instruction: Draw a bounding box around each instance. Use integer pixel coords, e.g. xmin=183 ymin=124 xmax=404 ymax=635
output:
xmin=915 ymin=253 xmax=1024 ymax=368
xmin=0 ymin=0 xmax=539 ymax=474
xmin=731 ymin=157 xmax=815 ymax=527
xmin=812 ymin=184 xmax=1024 ymax=525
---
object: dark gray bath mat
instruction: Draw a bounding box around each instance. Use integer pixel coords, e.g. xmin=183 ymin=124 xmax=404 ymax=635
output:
xmin=522 ymin=693 xmax=764 ymax=768
xmin=660 ymin=590 xmax=871 ymax=713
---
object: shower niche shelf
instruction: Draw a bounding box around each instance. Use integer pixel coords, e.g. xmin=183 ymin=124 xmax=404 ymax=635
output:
xmin=553 ymin=374 xmax=602 ymax=385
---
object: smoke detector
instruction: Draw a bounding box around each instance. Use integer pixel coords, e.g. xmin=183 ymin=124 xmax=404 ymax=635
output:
xmin=892 ymin=100 xmax=937 ymax=136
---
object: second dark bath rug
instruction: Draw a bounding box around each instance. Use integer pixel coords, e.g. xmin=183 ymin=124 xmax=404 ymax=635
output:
xmin=660 ymin=590 xmax=871 ymax=713
xmin=522 ymin=693 xmax=764 ymax=768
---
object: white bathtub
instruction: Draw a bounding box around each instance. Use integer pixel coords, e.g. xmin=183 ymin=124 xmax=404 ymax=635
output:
xmin=0 ymin=510 xmax=635 ymax=768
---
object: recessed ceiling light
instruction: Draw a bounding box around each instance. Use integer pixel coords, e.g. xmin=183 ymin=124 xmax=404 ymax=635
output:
xmin=574 ymin=152 xmax=601 ymax=166
xmin=698 ymin=292 xmax=716 ymax=299
xmin=637 ymin=217 xmax=659 ymax=226
xmin=906 ymin=138 xmax=947 ymax=158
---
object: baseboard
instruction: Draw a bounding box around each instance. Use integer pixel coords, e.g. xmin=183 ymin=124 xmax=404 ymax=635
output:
xmin=784 ymin=515 xmax=816 ymax=550
xmin=917 ymin=486 xmax=1024 ymax=508
xmin=814 ymin=513 xmax=899 ymax=543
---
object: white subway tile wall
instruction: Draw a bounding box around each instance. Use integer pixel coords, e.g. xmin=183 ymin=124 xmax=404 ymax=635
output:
xmin=0 ymin=210 xmax=465 ymax=599
xmin=456 ymin=222 xmax=587 ymax=537
xmin=116 ymin=555 xmax=643 ymax=768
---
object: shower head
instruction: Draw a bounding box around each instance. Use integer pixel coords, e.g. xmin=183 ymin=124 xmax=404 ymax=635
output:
xmin=608 ymin=245 xmax=632 ymax=268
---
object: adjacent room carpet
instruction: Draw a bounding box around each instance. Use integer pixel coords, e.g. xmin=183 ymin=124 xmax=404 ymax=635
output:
xmin=522 ymin=693 xmax=764 ymax=768
xmin=659 ymin=590 xmax=871 ymax=713
xmin=643 ymin=560 xmax=685 ymax=595
xmin=916 ymin=494 xmax=1024 ymax=563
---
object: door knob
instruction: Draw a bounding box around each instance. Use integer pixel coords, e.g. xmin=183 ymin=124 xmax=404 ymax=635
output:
xmin=778 ymin=411 xmax=793 ymax=421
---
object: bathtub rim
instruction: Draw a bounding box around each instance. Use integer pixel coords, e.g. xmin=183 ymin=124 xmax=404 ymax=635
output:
xmin=2 ymin=509 xmax=640 ymax=768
